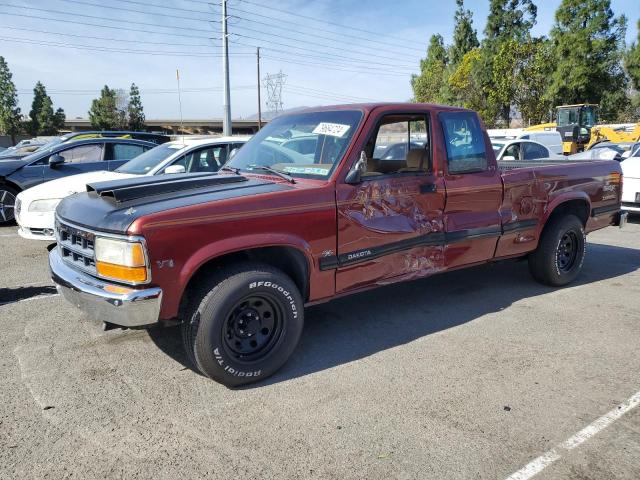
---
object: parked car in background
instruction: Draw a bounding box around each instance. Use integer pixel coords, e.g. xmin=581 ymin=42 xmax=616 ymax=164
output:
xmin=516 ymin=131 xmax=564 ymax=155
xmin=621 ymin=155 xmax=640 ymax=214
xmin=0 ymin=137 xmax=156 ymax=224
xmin=0 ymin=131 xmax=169 ymax=162
xmin=0 ymin=141 xmax=47 ymax=160
xmin=15 ymin=136 xmax=249 ymax=239
xmin=589 ymin=141 xmax=640 ymax=159
xmin=492 ymin=139 xmax=562 ymax=161
xmin=568 ymin=146 xmax=624 ymax=162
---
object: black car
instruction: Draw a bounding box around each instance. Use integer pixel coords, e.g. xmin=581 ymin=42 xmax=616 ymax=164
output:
xmin=0 ymin=137 xmax=156 ymax=224
xmin=0 ymin=131 xmax=169 ymax=161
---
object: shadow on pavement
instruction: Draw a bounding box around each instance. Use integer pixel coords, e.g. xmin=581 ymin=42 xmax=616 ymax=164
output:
xmin=147 ymin=242 xmax=640 ymax=386
xmin=0 ymin=285 xmax=57 ymax=306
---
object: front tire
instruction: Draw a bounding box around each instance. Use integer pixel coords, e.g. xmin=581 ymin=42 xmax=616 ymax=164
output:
xmin=182 ymin=262 xmax=304 ymax=387
xmin=0 ymin=184 xmax=18 ymax=225
xmin=528 ymin=214 xmax=586 ymax=286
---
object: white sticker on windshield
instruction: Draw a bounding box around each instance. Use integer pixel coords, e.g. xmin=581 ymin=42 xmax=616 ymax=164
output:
xmin=282 ymin=166 xmax=330 ymax=175
xmin=312 ymin=122 xmax=351 ymax=138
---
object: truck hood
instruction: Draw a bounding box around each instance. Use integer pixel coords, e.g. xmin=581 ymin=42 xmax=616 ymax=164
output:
xmin=0 ymin=159 xmax=27 ymax=177
xmin=17 ymin=170 xmax=139 ymax=205
xmin=56 ymin=172 xmax=290 ymax=234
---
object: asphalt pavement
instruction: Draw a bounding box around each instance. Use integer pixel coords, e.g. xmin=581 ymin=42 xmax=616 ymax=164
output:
xmin=1 ymin=221 xmax=639 ymax=479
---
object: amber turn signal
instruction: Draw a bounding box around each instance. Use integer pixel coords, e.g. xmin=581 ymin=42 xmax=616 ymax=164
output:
xmin=96 ymin=261 xmax=148 ymax=283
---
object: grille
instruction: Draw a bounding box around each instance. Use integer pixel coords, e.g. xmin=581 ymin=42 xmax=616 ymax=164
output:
xmin=56 ymin=220 xmax=97 ymax=275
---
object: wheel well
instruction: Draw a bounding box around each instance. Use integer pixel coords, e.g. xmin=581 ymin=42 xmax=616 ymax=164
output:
xmin=546 ymin=199 xmax=590 ymax=227
xmin=185 ymin=246 xmax=310 ymax=303
xmin=0 ymin=178 xmax=21 ymax=193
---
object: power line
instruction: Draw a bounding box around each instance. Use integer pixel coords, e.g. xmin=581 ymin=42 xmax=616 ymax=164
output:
xmin=53 ymin=0 xmax=214 ymax=24
xmin=0 ymin=36 xmax=256 ymax=57
xmin=226 ymin=21 xmax=417 ymax=66
xmin=226 ymin=4 xmax=424 ymax=53
xmin=231 ymin=0 xmax=425 ymax=47
xmin=260 ymin=54 xmax=409 ymax=77
xmin=0 ymin=12 xmax=217 ymax=39
xmin=226 ymin=7 xmax=425 ymax=57
xmin=0 ymin=26 xmax=216 ymax=48
xmin=60 ymin=0 xmax=213 ymax=15
xmin=230 ymin=35 xmax=416 ymax=71
xmin=16 ymin=86 xmax=256 ymax=95
xmin=0 ymin=4 xmax=218 ymax=32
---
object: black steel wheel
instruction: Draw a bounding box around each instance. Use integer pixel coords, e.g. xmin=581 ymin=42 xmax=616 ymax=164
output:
xmin=529 ymin=214 xmax=585 ymax=286
xmin=182 ymin=262 xmax=304 ymax=387
xmin=222 ymin=293 xmax=284 ymax=362
xmin=556 ymin=231 xmax=579 ymax=273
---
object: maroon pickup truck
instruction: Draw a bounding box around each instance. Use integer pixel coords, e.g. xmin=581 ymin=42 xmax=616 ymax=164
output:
xmin=49 ymin=103 xmax=626 ymax=386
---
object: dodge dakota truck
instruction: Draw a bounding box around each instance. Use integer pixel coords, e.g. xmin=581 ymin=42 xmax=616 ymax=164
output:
xmin=49 ymin=103 xmax=626 ymax=387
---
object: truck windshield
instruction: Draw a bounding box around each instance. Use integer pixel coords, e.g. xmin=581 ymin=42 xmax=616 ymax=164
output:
xmin=116 ymin=143 xmax=183 ymax=175
xmin=227 ymin=110 xmax=363 ymax=179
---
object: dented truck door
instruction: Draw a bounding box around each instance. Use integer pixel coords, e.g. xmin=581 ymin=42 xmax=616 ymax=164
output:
xmin=438 ymin=111 xmax=503 ymax=268
xmin=334 ymin=111 xmax=446 ymax=292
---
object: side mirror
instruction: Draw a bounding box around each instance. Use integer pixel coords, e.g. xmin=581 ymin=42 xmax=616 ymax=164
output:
xmin=229 ymin=148 xmax=239 ymax=159
xmin=345 ymin=151 xmax=368 ymax=184
xmin=502 ymin=155 xmax=516 ymax=161
xmin=48 ymin=154 xmax=65 ymax=168
xmin=164 ymin=164 xmax=186 ymax=174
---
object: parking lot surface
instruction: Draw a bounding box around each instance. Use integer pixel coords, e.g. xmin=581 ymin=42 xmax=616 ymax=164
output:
xmin=1 ymin=222 xmax=639 ymax=479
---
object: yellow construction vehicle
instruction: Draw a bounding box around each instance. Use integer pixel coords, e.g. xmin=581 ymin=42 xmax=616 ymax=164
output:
xmin=525 ymin=104 xmax=598 ymax=154
xmin=525 ymin=104 xmax=640 ymax=154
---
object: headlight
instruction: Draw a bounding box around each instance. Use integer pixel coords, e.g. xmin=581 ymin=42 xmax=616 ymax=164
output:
xmin=94 ymin=237 xmax=148 ymax=284
xmin=28 ymin=198 xmax=62 ymax=212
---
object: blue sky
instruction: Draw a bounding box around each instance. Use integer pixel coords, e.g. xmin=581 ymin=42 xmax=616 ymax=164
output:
xmin=1 ymin=0 xmax=638 ymax=120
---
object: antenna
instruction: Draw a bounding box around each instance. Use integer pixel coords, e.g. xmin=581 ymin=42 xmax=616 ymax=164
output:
xmin=263 ymin=71 xmax=286 ymax=116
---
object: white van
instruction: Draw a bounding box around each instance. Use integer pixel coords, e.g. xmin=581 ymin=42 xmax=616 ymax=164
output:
xmin=517 ymin=131 xmax=563 ymax=155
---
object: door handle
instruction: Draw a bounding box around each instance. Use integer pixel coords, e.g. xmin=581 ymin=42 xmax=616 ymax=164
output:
xmin=420 ymin=183 xmax=437 ymax=194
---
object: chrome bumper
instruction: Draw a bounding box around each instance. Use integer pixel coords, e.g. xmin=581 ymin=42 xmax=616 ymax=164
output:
xmin=49 ymin=248 xmax=162 ymax=327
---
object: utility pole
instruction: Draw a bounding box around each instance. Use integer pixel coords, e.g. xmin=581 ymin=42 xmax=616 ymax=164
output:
xmin=256 ymin=47 xmax=262 ymax=130
xmin=221 ymin=0 xmax=231 ymax=136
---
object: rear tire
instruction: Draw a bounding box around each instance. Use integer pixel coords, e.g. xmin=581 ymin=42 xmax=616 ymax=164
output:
xmin=528 ymin=214 xmax=585 ymax=286
xmin=0 ymin=184 xmax=18 ymax=225
xmin=181 ymin=262 xmax=304 ymax=387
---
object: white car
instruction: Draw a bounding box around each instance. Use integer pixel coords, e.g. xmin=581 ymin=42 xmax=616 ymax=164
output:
xmin=621 ymin=155 xmax=640 ymax=213
xmin=491 ymin=139 xmax=563 ymax=161
xmin=15 ymin=136 xmax=250 ymax=240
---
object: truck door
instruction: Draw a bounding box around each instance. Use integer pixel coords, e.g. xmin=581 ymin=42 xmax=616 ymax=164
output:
xmin=335 ymin=112 xmax=446 ymax=292
xmin=438 ymin=111 xmax=502 ymax=268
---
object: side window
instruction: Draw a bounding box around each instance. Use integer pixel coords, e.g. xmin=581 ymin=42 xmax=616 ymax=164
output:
xmin=523 ymin=143 xmax=548 ymax=160
xmin=184 ymin=146 xmax=226 ymax=173
xmin=56 ymin=144 xmax=104 ymax=164
xmin=503 ymin=143 xmax=521 ymax=160
xmin=439 ymin=112 xmax=488 ymax=174
xmin=364 ymin=114 xmax=429 ymax=177
xmin=111 ymin=143 xmax=147 ymax=161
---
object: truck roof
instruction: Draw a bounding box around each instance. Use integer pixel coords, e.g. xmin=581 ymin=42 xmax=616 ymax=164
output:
xmin=289 ymin=103 xmax=471 ymax=115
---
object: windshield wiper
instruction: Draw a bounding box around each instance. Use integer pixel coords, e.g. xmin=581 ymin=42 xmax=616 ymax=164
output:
xmin=247 ymin=164 xmax=296 ymax=184
xmin=220 ymin=165 xmax=241 ymax=175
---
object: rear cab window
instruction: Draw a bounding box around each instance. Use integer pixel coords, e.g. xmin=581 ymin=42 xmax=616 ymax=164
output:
xmin=439 ymin=111 xmax=488 ymax=174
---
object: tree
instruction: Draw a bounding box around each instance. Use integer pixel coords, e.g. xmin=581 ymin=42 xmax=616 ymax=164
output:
xmin=89 ymin=85 xmax=124 ymax=130
xmin=450 ymin=0 xmax=479 ymax=66
xmin=127 ymin=83 xmax=145 ymax=131
xmin=481 ymin=0 xmax=538 ymax=125
xmin=547 ymin=0 xmax=628 ymax=121
xmin=449 ymin=49 xmax=500 ymax=126
xmin=0 ymin=56 xmax=22 ymax=143
xmin=625 ymin=19 xmax=640 ymax=91
xmin=54 ymin=108 xmax=66 ymax=131
xmin=29 ymin=81 xmax=66 ymax=135
xmin=411 ymin=34 xmax=448 ymax=103
xmin=491 ymin=39 xmax=555 ymax=126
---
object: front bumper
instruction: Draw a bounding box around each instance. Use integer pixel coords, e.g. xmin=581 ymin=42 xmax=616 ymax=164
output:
xmin=49 ymin=248 xmax=162 ymax=327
